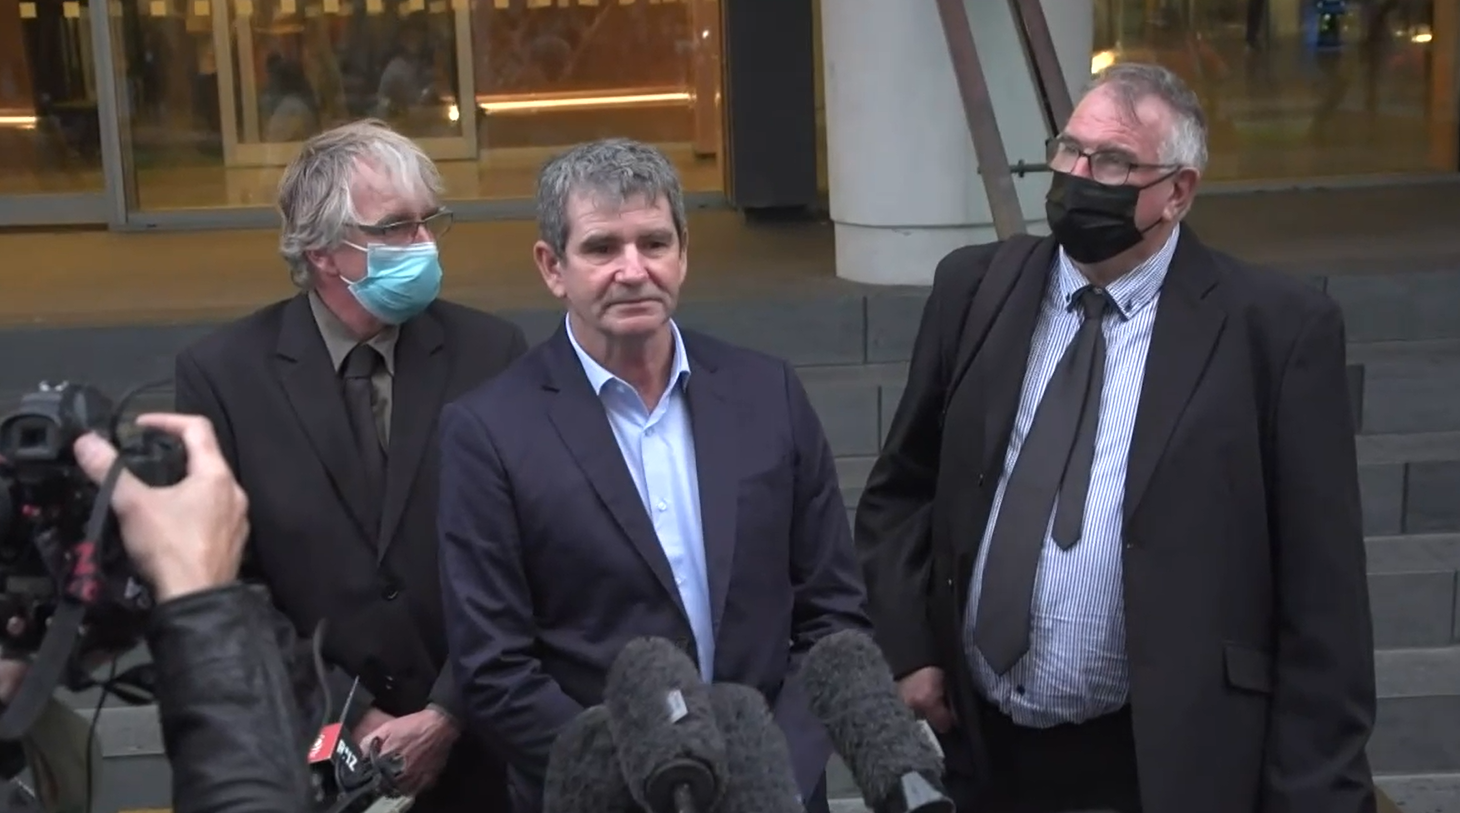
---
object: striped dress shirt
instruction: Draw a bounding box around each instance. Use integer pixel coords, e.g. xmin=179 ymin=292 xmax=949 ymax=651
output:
xmin=962 ymin=226 xmax=1180 ymax=728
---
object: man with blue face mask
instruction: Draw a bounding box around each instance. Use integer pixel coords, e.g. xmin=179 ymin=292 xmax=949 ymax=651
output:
xmin=172 ymin=118 xmax=527 ymax=813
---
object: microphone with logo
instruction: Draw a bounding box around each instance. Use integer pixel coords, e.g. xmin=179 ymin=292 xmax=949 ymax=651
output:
xmin=801 ymin=630 xmax=954 ymax=813
xmin=307 ymin=721 xmax=411 ymax=813
xmin=542 ymin=704 xmax=637 ymax=813
xmin=706 ymin=682 xmax=803 ymax=813
xmin=603 ymin=637 xmax=728 ymax=813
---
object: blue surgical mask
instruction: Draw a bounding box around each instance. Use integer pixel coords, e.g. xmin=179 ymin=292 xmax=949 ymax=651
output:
xmin=344 ymin=241 xmax=443 ymax=324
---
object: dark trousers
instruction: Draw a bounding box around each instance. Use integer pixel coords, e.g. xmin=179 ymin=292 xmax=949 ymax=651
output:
xmin=943 ymin=700 xmax=1142 ymax=813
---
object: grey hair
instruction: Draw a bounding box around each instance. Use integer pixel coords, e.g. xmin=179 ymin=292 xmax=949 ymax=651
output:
xmin=1086 ymin=62 xmax=1209 ymax=172
xmin=276 ymin=119 xmax=444 ymax=288
xmin=535 ymin=138 xmax=687 ymax=259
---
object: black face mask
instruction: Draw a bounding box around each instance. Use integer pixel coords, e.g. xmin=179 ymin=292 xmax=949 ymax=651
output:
xmin=1044 ymin=171 xmax=1168 ymax=264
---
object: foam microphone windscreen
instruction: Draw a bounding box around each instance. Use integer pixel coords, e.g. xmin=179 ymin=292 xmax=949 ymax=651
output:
xmin=603 ymin=636 xmax=727 ymax=813
xmin=708 ymin=683 xmax=803 ymax=813
xmin=542 ymin=705 xmax=636 ymax=813
xmin=800 ymin=630 xmax=950 ymax=813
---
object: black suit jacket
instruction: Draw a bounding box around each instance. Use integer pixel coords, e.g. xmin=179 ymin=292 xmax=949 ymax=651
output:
xmin=856 ymin=230 xmax=1377 ymax=813
xmin=437 ymin=324 xmax=870 ymax=812
xmin=174 ymin=293 xmax=527 ymax=813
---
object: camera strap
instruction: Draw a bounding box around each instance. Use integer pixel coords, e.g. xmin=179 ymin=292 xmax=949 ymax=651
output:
xmin=0 ymin=456 xmax=126 ymax=740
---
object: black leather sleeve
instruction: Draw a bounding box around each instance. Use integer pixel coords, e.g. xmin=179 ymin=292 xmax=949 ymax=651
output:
xmin=146 ymin=582 xmax=313 ymax=813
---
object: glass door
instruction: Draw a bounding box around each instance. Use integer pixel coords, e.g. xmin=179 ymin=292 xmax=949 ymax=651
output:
xmin=0 ymin=0 xmax=115 ymax=224
xmin=211 ymin=0 xmax=477 ymax=169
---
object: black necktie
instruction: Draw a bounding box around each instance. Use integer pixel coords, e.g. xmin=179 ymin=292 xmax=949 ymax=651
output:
xmin=341 ymin=344 xmax=386 ymax=531
xmin=973 ymin=285 xmax=1112 ymax=676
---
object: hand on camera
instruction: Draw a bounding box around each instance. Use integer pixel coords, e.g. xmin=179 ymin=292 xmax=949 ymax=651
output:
xmin=73 ymin=414 xmax=249 ymax=603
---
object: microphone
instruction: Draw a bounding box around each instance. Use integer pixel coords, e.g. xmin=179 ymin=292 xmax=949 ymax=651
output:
xmin=603 ymin=637 xmax=727 ymax=813
xmin=800 ymin=630 xmax=953 ymax=813
xmin=542 ymin=705 xmax=636 ymax=813
xmin=707 ymin=682 xmax=802 ymax=813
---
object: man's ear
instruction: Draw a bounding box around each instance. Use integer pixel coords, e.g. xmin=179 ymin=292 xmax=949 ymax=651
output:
xmin=1166 ymin=166 xmax=1201 ymax=222
xmin=533 ymin=240 xmax=567 ymax=300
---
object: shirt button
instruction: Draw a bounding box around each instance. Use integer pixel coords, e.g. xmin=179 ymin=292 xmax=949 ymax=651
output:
xmin=646 ymin=427 xmax=655 ymax=436
xmin=657 ymin=500 xmax=668 ymax=512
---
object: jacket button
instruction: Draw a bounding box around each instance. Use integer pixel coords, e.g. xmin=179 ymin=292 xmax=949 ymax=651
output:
xmin=379 ymin=575 xmax=401 ymax=600
xmin=383 ymin=675 xmax=397 ymax=692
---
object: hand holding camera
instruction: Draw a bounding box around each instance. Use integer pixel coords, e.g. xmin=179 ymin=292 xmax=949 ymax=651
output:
xmin=73 ymin=413 xmax=248 ymax=604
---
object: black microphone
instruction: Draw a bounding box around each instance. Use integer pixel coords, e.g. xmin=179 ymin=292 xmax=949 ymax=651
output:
xmin=707 ymin=682 xmax=803 ymax=813
xmin=603 ymin=637 xmax=728 ymax=813
xmin=543 ymin=704 xmax=637 ymax=813
xmin=800 ymin=630 xmax=954 ymax=813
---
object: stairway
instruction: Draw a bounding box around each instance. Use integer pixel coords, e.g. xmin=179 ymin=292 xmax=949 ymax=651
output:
xmin=804 ymin=274 xmax=1460 ymax=812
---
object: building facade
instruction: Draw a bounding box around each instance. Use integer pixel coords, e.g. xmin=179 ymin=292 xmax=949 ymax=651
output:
xmin=0 ymin=0 xmax=1454 ymax=264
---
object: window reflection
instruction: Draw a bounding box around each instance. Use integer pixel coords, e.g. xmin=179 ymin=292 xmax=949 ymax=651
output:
xmin=110 ymin=0 xmax=723 ymax=211
xmin=1092 ymin=0 xmax=1458 ymax=181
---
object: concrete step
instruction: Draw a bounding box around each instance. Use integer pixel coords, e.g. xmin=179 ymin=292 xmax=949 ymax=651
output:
xmin=1377 ymin=773 xmax=1460 ymax=812
xmin=1372 ymin=645 xmax=1460 ymax=776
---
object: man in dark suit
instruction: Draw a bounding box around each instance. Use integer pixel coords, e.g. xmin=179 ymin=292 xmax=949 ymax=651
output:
xmin=437 ymin=137 xmax=870 ymax=813
xmin=855 ymin=64 xmax=1376 ymax=813
xmin=173 ymin=119 xmax=525 ymax=812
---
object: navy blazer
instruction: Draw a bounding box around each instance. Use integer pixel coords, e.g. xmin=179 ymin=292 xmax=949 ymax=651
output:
xmin=438 ymin=323 xmax=870 ymax=811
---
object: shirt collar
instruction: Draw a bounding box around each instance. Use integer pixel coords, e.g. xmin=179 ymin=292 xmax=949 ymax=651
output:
xmin=1052 ymin=224 xmax=1180 ymax=320
xmin=565 ymin=314 xmax=692 ymax=397
xmin=308 ymin=291 xmax=398 ymax=375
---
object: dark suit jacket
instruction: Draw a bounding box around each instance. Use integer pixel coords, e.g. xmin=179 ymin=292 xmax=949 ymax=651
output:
xmin=174 ymin=293 xmax=527 ymax=813
xmin=438 ymin=324 xmax=870 ymax=812
xmin=855 ymin=229 xmax=1376 ymax=813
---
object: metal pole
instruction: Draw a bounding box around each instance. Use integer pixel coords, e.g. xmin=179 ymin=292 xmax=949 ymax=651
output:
xmin=934 ymin=0 xmax=1026 ymax=239
xmin=1009 ymin=0 xmax=1075 ymax=136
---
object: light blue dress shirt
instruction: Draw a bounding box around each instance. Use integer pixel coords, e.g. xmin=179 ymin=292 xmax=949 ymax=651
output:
xmin=566 ymin=317 xmax=716 ymax=680
xmin=963 ymin=226 xmax=1180 ymax=727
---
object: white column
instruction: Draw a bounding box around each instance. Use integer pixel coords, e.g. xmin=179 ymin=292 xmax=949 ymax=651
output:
xmin=822 ymin=0 xmax=1094 ymax=286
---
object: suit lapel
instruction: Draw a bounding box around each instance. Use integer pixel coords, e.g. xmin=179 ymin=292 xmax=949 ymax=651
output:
xmin=543 ymin=328 xmax=690 ymax=623
xmin=1123 ymin=229 xmax=1226 ymax=521
xmin=977 ymin=239 xmax=1056 ymax=478
xmin=683 ymin=341 xmax=737 ymax=638
xmin=377 ymin=308 xmax=448 ymax=560
xmin=274 ymin=294 xmax=377 ymax=544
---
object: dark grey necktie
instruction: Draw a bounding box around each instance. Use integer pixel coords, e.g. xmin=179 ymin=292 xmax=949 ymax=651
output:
xmin=973 ymin=285 xmax=1112 ymax=675
xmin=342 ymin=344 xmax=386 ymax=530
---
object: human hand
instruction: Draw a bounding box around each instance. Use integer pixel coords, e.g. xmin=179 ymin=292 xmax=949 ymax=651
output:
xmin=352 ymin=706 xmax=395 ymax=745
xmin=897 ymin=666 xmax=955 ymax=733
xmin=362 ymin=707 xmax=458 ymax=796
xmin=73 ymin=413 xmax=249 ymax=603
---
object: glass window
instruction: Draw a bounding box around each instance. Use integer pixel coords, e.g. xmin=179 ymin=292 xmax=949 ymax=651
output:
xmin=115 ymin=0 xmax=724 ymax=211
xmin=1092 ymin=0 xmax=1459 ymax=182
xmin=0 ymin=0 xmax=105 ymax=196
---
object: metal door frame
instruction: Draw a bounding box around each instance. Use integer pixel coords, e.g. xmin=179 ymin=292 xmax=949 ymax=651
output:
xmin=0 ymin=0 xmax=130 ymax=226
xmin=210 ymin=0 xmax=478 ymax=170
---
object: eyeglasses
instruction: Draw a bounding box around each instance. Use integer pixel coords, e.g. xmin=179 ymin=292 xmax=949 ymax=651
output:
xmin=352 ymin=209 xmax=454 ymax=246
xmin=1045 ymin=136 xmax=1178 ymax=186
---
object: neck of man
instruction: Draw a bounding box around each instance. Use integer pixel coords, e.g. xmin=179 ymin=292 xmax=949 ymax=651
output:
xmin=575 ymin=315 xmax=677 ymax=411
xmin=1074 ymin=220 xmax=1178 ymax=287
xmin=316 ymin=285 xmax=386 ymax=342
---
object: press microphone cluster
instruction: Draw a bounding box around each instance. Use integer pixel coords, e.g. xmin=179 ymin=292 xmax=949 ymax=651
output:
xmin=307 ymin=721 xmax=412 ymax=813
xmin=801 ymin=630 xmax=954 ymax=813
xmin=543 ymin=637 xmax=804 ymax=813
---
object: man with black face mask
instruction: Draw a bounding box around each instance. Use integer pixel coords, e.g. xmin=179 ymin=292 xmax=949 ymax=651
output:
xmin=854 ymin=62 xmax=1375 ymax=813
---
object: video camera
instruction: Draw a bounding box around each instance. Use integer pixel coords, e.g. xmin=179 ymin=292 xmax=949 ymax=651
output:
xmin=0 ymin=381 xmax=186 ymax=738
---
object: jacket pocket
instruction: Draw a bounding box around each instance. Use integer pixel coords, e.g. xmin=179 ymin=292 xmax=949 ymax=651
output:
xmin=1223 ymin=642 xmax=1275 ymax=694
